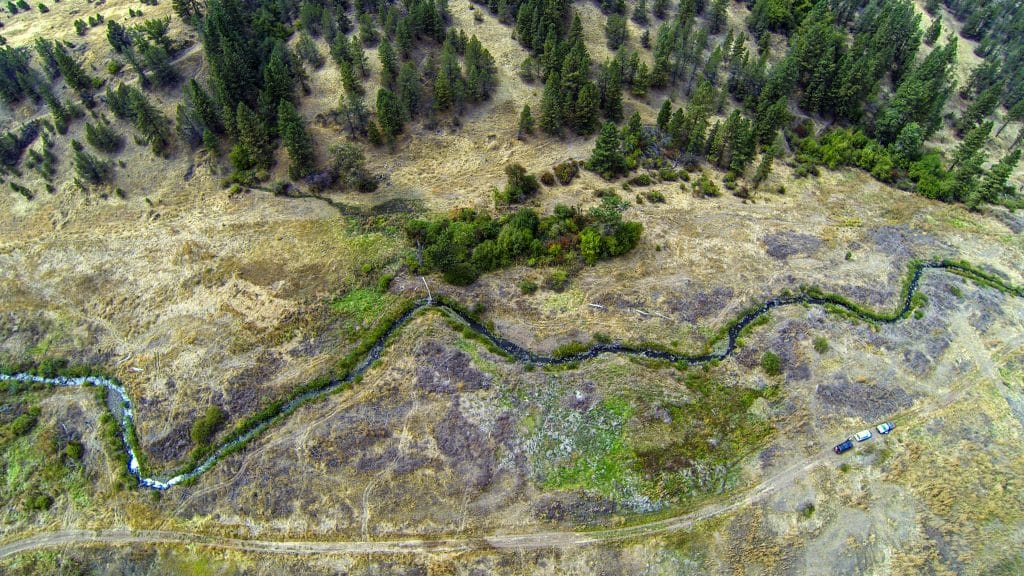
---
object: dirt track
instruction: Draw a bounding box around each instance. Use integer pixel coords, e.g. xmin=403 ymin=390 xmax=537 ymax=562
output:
xmin=2 ymin=332 xmax=1018 ymax=559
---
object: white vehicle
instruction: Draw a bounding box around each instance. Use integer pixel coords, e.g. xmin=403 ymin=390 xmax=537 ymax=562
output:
xmin=876 ymin=422 xmax=895 ymax=435
xmin=854 ymin=429 xmax=873 ymax=442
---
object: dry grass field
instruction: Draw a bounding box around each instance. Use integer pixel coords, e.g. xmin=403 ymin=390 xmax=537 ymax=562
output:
xmin=0 ymin=0 xmax=1023 ymax=573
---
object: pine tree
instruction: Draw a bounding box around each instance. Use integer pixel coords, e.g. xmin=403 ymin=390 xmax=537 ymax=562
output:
xmin=950 ymin=121 xmax=993 ymax=170
xmin=602 ymin=60 xmax=623 ymax=123
xmin=709 ymin=0 xmax=728 ymax=34
xmin=923 ymin=17 xmax=941 ymax=46
xmin=752 ymin=148 xmax=775 ymax=189
xmin=632 ymin=61 xmax=650 ymax=97
xmin=978 ymin=149 xmax=1021 ymax=204
xmin=340 ymin=60 xmax=363 ymax=96
xmin=997 ymin=100 xmax=1024 ymax=137
xmin=656 ymin=99 xmax=672 ymax=132
xmin=517 ymin=104 xmax=534 ymax=138
xmin=106 ymin=20 xmax=131 ymax=53
xmin=574 ymin=82 xmax=600 ymax=135
xmin=396 ymin=62 xmax=421 ymax=120
xmin=278 ymin=100 xmax=315 ymax=180
xmin=957 ymin=84 xmax=1002 ymax=135
xmin=432 ymin=68 xmax=452 ymax=112
xmin=378 ymin=38 xmax=399 ymax=89
xmin=539 ymin=70 xmax=562 ymax=135
xmin=631 ymin=0 xmax=647 ymax=25
xmin=667 ymin=107 xmax=685 ymax=150
xmin=376 ymin=88 xmax=403 ymax=143
xmin=339 ymin=91 xmax=370 ymax=138
xmin=260 ymin=42 xmax=297 ymax=122
xmin=396 ymin=18 xmax=413 ymax=59
xmin=231 ymin=101 xmax=270 ymax=171
xmin=186 ymin=79 xmax=223 ymax=134
xmin=587 ymin=121 xmax=627 ymax=178
xmin=72 ymin=143 xmax=114 ymax=184
xmin=128 ymin=87 xmax=172 ymax=155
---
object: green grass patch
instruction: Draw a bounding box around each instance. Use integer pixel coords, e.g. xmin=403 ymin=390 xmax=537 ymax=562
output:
xmin=331 ymin=287 xmax=396 ymax=322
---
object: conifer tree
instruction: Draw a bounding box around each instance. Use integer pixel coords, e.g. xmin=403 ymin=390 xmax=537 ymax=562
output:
xmin=632 ymin=0 xmax=647 ymax=25
xmin=396 ymin=62 xmax=420 ymax=120
xmin=602 ymin=59 xmax=623 ymax=122
xmin=231 ymin=101 xmax=270 ymax=171
xmin=574 ymin=82 xmax=600 ymax=135
xmin=432 ymin=68 xmax=453 ymax=112
xmin=185 ymin=79 xmax=224 ymax=134
xmin=539 ymin=71 xmax=562 ymax=135
xmin=997 ymin=100 xmax=1024 ymax=137
xmin=923 ymin=17 xmax=941 ymax=46
xmin=518 ymin=104 xmax=534 ymax=138
xmin=957 ymin=84 xmax=1002 ymax=135
xmin=72 ymin=143 xmax=114 ymax=184
xmin=657 ymin=99 xmax=672 ymax=132
xmin=667 ymin=107 xmax=685 ymax=150
xmin=978 ymin=149 xmax=1021 ymax=204
xmin=278 ymin=100 xmax=315 ymax=179
xmin=950 ymin=121 xmax=993 ymax=170
xmin=376 ymin=87 xmax=403 ymax=143
xmin=378 ymin=38 xmax=399 ymax=89
xmin=587 ymin=121 xmax=627 ymax=178
xmin=128 ymin=87 xmax=172 ymax=155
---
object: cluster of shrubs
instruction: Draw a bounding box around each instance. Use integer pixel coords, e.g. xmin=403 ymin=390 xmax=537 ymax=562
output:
xmin=74 ymin=14 xmax=104 ymax=35
xmin=406 ymin=197 xmax=643 ymax=285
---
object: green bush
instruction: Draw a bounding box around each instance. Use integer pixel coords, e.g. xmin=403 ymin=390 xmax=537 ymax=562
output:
xmin=761 ymin=351 xmax=782 ymax=376
xmin=553 ymin=160 xmax=579 ymax=185
xmin=694 ymin=172 xmax=720 ymax=197
xmin=407 ymin=200 xmax=641 ymax=286
xmin=812 ymin=337 xmax=829 ymax=354
xmin=644 ymin=190 xmax=666 ymax=203
xmin=545 ymin=268 xmax=569 ymax=291
xmin=519 ymin=279 xmax=538 ymax=294
xmin=10 ymin=408 xmax=40 ymax=436
xmin=540 ymin=171 xmax=555 ymax=186
xmin=190 ymin=405 xmax=227 ymax=447
xmin=628 ymin=173 xmax=653 ymax=187
xmin=496 ymin=163 xmax=540 ymax=205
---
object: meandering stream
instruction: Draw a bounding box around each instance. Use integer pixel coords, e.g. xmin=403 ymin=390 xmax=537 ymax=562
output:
xmin=0 ymin=260 xmax=1020 ymax=490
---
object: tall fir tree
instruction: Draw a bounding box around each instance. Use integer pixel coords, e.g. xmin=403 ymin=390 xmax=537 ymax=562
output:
xmin=574 ymin=82 xmax=600 ymax=135
xmin=657 ymin=99 xmax=672 ymax=132
xmin=518 ymin=104 xmax=535 ymax=138
xmin=278 ymin=100 xmax=315 ymax=179
xmin=539 ymin=70 xmax=563 ymax=135
xmin=376 ymin=87 xmax=404 ymax=143
xmin=587 ymin=121 xmax=627 ymax=178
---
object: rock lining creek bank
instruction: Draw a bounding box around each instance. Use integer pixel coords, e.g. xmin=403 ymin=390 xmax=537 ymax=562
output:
xmin=1 ymin=260 xmax=1021 ymax=490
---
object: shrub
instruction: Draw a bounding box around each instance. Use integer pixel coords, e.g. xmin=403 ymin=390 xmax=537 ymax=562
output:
xmin=553 ymin=160 xmax=578 ymax=185
xmin=519 ymin=279 xmax=538 ymax=294
xmin=761 ymin=351 xmax=782 ymax=376
xmin=190 ymin=405 xmax=227 ymax=447
xmin=540 ymin=171 xmax=555 ymax=186
xmin=644 ymin=190 xmax=665 ymax=203
xmin=64 ymin=440 xmax=84 ymax=461
xmin=25 ymin=493 xmax=53 ymax=511
xmin=659 ymin=167 xmax=678 ymax=181
xmin=37 ymin=3 xmax=46 ymax=11
xmin=496 ymin=163 xmax=539 ymax=205
xmin=628 ymin=173 xmax=653 ymax=187
xmin=74 ymin=20 xmax=88 ymax=35
xmin=10 ymin=408 xmax=40 ymax=436
xmin=694 ymin=172 xmax=720 ymax=197
xmin=812 ymin=337 xmax=829 ymax=353
xmin=545 ymin=268 xmax=569 ymax=291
